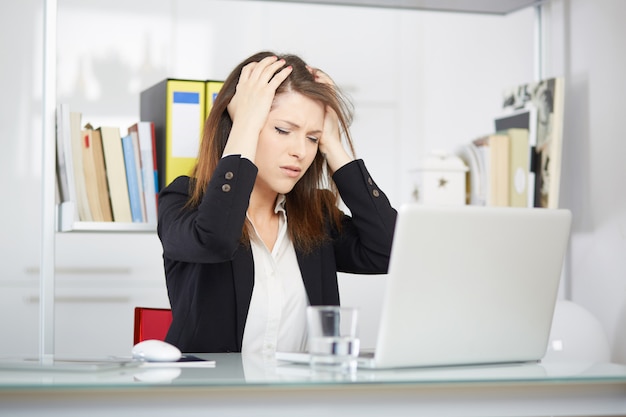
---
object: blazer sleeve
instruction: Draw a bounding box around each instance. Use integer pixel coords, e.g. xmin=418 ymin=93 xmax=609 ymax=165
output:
xmin=331 ymin=159 xmax=397 ymax=274
xmin=157 ymin=155 xmax=258 ymax=263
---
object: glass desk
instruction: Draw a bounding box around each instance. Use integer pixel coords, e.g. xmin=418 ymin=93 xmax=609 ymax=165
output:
xmin=1 ymin=353 xmax=625 ymax=416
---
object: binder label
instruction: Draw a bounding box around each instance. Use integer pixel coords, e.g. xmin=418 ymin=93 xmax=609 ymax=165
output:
xmin=172 ymin=91 xmax=202 ymax=158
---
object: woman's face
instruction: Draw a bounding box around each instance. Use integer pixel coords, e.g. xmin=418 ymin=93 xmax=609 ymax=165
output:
xmin=254 ymin=91 xmax=324 ymax=196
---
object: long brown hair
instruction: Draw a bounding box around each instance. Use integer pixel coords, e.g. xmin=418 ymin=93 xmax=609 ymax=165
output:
xmin=189 ymin=51 xmax=355 ymax=252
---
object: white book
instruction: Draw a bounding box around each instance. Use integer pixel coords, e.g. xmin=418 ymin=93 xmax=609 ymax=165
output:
xmin=130 ymin=122 xmax=158 ymax=225
xmin=69 ymin=110 xmax=92 ymax=221
xmin=55 ymin=103 xmax=77 ymax=218
xmin=129 ymin=130 xmax=147 ymax=222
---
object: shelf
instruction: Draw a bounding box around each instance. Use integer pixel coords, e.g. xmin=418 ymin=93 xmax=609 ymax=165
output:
xmin=58 ymin=222 xmax=156 ymax=233
xmin=56 ymin=202 xmax=156 ymax=233
xmin=247 ymin=0 xmax=544 ymax=15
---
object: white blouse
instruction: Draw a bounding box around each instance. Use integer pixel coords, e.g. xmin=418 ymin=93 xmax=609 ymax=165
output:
xmin=241 ymin=195 xmax=309 ymax=357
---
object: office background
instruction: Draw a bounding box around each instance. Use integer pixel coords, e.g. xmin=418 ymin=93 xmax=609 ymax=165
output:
xmin=0 ymin=0 xmax=624 ymax=363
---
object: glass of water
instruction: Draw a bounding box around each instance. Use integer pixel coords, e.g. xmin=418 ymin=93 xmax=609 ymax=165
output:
xmin=307 ymin=306 xmax=360 ymax=370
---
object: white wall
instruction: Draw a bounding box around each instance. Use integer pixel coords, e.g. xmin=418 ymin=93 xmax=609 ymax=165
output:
xmin=543 ymin=0 xmax=626 ymax=363
xmin=3 ymin=0 xmax=623 ymax=362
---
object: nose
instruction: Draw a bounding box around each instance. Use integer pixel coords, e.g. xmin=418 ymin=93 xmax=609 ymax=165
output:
xmin=288 ymin=135 xmax=308 ymax=159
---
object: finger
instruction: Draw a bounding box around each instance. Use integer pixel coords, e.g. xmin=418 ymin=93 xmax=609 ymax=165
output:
xmin=315 ymin=71 xmax=334 ymax=86
xmin=239 ymin=57 xmax=282 ymax=86
xmin=239 ymin=61 xmax=260 ymax=81
xmin=238 ymin=56 xmax=276 ymax=84
xmin=307 ymin=65 xmax=335 ymax=86
xmin=257 ymin=58 xmax=289 ymax=84
xmin=268 ymin=65 xmax=293 ymax=89
xmin=306 ymin=65 xmax=316 ymax=77
xmin=248 ymin=56 xmax=283 ymax=82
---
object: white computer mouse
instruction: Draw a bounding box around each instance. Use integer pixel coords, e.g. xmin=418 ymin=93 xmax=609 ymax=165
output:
xmin=131 ymin=339 xmax=182 ymax=362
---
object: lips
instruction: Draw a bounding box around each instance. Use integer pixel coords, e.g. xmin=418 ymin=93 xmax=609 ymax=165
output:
xmin=280 ymin=165 xmax=301 ymax=178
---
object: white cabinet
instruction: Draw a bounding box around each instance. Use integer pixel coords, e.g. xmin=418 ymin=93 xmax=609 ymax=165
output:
xmin=0 ymin=275 xmax=168 ymax=357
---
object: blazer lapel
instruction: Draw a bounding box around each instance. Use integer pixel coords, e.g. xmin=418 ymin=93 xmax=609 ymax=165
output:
xmin=232 ymin=244 xmax=254 ymax=349
xmin=297 ymin=248 xmax=323 ymax=305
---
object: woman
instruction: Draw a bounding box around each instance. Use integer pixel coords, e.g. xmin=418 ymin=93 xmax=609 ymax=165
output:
xmin=157 ymin=51 xmax=397 ymax=354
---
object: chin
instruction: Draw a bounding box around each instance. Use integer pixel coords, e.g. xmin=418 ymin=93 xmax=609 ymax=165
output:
xmin=275 ymin=186 xmax=297 ymax=195
xmin=272 ymin=180 xmax=299 ymax=195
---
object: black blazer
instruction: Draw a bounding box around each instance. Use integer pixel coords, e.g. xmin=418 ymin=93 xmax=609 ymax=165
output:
xmin=157 ymin=155 xmax=396 ymax=353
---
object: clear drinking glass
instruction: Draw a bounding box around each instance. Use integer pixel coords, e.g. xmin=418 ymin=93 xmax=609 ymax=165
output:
xmin=307 ymin=306 xmax=360 ymax=370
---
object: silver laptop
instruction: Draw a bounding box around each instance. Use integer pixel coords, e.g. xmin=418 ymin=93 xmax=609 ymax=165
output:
xmin=277 ymin=205 xmax=572 ymax=369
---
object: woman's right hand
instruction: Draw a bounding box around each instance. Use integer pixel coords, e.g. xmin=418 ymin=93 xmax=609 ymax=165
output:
xmin=223 ymin=56 xmax=292 ymax=160
xmin=227 ymin=56 xmax=292 ymax=132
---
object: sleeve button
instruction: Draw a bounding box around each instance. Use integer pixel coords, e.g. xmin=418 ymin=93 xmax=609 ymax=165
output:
xmin=368 ymin=177 xmax=373 ymax=185
xmin=372 ymin=189 xmax=380 ymax=197
xmin=222 ymin=184 xmax=231 ymax=192
xmin=225 ymin=171 xmax=234 ymax=180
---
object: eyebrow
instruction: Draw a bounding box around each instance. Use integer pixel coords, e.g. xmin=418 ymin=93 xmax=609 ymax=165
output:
xmin=277 ymin=119 xmax=323 ymax=135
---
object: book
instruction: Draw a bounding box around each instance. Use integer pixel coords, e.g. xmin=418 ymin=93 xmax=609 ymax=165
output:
xmin=456 ymin=142 xmax=485 ymax=205
xmin=55 ymin=103 xmax=74 ymax=206
xmin=129 ymin=130 xmax=147 ymax=221
xmin=501 ymin=128 xmax=530 ymax=207
xmin=69 ymin=111 xmax=93 ymax=221
xmin=472 ymin=134 xmax=510 ymax=207
xmin=129 ymin=122 xmax=158 ymax=225
xmin=140 ymin=79 xmax=207 ymax=190
xmin=121 ymin=134 xmax=144 ymax=223
xmin=89 ymin=127 xmax=114 ymax=221
xmin=472 ymin=136 xmax=491 ymax=206
xmin=501 ymin=77 xmax=565 ymax=208
xmin=81 ymin=125 xmax=108 ymax=221
xmin=100 ymin=126 xmax=132 ymax=222
xmin=494 ymin=108 xmax=537 ymax=208
xmin=149 ymin=121 xmax=159 ymax=196
xmin=488 ymin=134 xmax=510 ymax=207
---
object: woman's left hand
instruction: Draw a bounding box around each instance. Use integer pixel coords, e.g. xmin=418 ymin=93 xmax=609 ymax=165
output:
xmin=307 ymin=66 xmax=353 ymax=171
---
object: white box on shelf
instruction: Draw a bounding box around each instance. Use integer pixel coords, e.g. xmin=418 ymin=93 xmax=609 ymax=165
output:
xmin=412 ymin=150 xmax=468 ymax=206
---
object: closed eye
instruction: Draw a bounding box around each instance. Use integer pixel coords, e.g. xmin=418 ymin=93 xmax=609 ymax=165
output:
xmin=275 ymin=126 xmax=319 ymax=143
